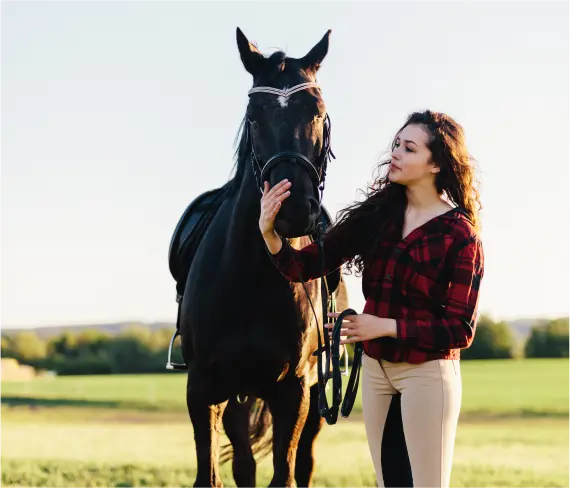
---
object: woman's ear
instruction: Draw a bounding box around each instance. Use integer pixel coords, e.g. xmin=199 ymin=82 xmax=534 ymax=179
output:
xmin=430 ymin=163 xmax=441 ymax=174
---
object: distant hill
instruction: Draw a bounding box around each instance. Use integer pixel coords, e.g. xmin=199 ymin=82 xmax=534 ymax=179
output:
xmin=508 ymin=318 xmax=550 ymax=343
xmin=1 ymin=321 xmax=176 ymax=340
xmin=1 ymin=317 xmax=558 ymax=341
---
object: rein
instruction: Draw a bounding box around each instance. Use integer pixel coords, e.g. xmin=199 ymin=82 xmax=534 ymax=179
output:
xmin=308 ymin=221 xmax=364 ymax=425
xmin=288 ymin=220 xmax=363 ymax=425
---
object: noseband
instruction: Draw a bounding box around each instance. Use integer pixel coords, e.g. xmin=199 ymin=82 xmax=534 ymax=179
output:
xmin=246 ymin=82 xmax=335 ymax=201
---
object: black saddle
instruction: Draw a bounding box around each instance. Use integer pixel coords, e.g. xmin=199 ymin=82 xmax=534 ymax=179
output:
xmin=168 ymin=184 xmax=341 ymax=299
xmin=168 ymin=183 xmax=231 ymax=297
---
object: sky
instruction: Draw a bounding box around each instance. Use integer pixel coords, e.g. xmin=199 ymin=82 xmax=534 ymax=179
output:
xmin=2 ymin=1 xmax=569 ymax=328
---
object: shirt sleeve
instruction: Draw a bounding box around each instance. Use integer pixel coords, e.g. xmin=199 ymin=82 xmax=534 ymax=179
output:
xmin=395 ymin=237 xmax=484 ymax=350
xmin=266 ymin=226 xmax=356 ymax=283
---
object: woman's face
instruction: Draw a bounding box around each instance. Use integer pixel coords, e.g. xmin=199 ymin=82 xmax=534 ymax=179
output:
xmin=388 ymin=124 xmax=440 ymax=186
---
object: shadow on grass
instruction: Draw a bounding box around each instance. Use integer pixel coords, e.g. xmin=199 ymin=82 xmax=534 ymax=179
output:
xmin=346 ymin=409 xmax=569 ymax=423
xmin=459 ymin=409 xmax=569 ymax=420
xmin=2 ymin=396 xmax=567 ymax=420
xmin=1 ymin=396 xmax=162 ymax=411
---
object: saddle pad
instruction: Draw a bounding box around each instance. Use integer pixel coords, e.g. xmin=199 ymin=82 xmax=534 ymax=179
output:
xmin=168 ymin=183 xmax=230 ymax=294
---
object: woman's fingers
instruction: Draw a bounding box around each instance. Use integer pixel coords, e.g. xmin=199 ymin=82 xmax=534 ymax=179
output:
xmin=260 ymin=180 xmax=291 ymax=231
xmin=325 ymin=321 xmax=355 ymax=329
xmin=263 ymin=191 xmax=289 ymax=215
xmin=266 ymin=179 xmax=291 ymax=200
xmin=263 ymin=182 xmax=291 ymax=211
xmin=327 ymin=312 xmax=356 ymax=321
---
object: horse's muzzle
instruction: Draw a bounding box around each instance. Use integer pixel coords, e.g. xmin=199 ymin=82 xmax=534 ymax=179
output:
xmin=275 ymin=214 xmax=318 ymax=238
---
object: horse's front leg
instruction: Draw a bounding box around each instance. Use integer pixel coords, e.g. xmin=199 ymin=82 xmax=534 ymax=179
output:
xmin=187 ymin=370 xmax=228 ymax=488
xmin=266 ymin=374 xmax=310 ymax=488
xmin=295 ymin=382 xmax=324 ymax=487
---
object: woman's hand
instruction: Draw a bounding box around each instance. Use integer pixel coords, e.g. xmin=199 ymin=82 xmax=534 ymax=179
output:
xmin=259 ymin=179 xmax=292 ymax=236
xmin=325 ymin=313 xmax=397 ymax=344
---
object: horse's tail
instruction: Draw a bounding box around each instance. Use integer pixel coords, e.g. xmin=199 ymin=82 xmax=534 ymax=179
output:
xmin=248 ymin=398 xmax=273 ymax=458
xmin=220 ymin=397 xmax=273 ymax=464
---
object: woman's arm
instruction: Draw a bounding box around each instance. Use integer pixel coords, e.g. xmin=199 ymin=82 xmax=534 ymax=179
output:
xmin=266 ymin=227 xmax=355 ymax=282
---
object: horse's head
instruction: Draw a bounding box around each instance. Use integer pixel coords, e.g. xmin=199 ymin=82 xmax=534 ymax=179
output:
xmin=237 ymin=28 xmax=334 ymax=238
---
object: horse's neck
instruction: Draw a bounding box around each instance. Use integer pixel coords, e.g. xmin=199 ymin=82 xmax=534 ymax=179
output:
xmin=218 ymin=162 xmax=318 ymax=312
xmin=224 ymin=165 xmax=270 ymax=265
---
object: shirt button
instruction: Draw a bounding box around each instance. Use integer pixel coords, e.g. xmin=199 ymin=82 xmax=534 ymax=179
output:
xmin=394 ymin=248 xmax=402 ymax=255
xmin=386 ymin=273 xmax=392 ymax=281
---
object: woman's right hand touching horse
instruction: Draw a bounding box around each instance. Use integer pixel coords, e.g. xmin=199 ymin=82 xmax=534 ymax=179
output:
xmin=259 ymin=179 xmax=291 ymax=254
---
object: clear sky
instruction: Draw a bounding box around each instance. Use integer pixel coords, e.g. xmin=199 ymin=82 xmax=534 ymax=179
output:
xmin=2 ymin=1 xmax=568 ymax=328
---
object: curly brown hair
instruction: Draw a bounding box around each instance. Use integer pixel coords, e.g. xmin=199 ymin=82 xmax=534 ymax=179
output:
xmin=327 ymin=110 xmax=482 ymax=276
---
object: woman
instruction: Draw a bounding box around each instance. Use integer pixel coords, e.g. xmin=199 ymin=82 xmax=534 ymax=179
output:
xmin=259 ymin=110 xmax=484 ymax=487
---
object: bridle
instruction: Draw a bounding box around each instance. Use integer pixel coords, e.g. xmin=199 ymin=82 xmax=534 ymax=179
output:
xmin=246 ymin=82 xmax=335 ymax=203
xmin=249 ymin=82 xmax=362 ymax=425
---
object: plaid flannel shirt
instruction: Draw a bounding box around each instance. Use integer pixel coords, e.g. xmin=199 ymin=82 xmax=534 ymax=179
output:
xmin=267 ymin=208 xmax=484 ymax=363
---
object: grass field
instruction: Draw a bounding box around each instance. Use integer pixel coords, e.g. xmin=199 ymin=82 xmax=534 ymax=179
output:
xmin=2 ymin=358 xmax=568 ymax=487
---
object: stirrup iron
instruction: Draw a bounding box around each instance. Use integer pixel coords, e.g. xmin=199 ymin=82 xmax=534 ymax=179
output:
xmin=165 ymin=329 xmax=187 ymax=370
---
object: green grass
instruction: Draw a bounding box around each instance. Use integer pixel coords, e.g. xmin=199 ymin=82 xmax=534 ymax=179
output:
xmin=457 ymin=358 xmax=569 ymax=417
xmin=1 ymin=419 xmax=567 ymax=487
xmin=1 ymin=358 xmax=569 ymax=487
xmin=2 ymin=358 xmax=568 ymax=418
xmin=1 ymin=372 xmax=188 ymax=411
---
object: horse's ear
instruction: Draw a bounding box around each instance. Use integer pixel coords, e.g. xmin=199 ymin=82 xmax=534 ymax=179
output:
xmin=236 ymin=27 xmax=264 ymax=77
xmin=299 ymin=30 xmax=331 ymax=75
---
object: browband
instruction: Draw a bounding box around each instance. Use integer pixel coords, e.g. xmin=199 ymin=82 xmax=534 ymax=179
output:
xmin=248 ymin=82 xmax=321 ymax=99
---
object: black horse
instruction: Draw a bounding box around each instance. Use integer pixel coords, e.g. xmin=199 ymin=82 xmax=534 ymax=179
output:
xmin=178 ymin=28 xmax=411 ymax=488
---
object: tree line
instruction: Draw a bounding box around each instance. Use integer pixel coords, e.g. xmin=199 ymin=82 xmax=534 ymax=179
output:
xmin=461 ymin=316 xmax=568 ymax=360
xmin=1 ymin=317 xmax=568 ymax=375
xmin=1 ymin=326 xmax=180 ymax=375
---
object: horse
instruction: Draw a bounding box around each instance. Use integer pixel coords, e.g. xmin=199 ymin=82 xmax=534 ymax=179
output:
xmin=177 ymin=28 xmax=411 ymax=488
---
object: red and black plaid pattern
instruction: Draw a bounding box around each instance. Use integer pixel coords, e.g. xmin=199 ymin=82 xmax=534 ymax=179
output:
xmin=268 ymin=208 xmax=484 ymax=364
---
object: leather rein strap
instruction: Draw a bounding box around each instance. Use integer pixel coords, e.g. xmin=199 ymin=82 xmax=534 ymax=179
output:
xmin=291 ymin=215 xmax=364 ymax=425
xmin=313 ymin=222 xmax=364 ymax=425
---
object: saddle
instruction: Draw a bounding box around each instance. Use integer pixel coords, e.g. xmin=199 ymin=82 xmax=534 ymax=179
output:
xmin=168 ymin=184 xmax=341 ymax=300
xmin=168 ymin=182 xmax=231 ymax=298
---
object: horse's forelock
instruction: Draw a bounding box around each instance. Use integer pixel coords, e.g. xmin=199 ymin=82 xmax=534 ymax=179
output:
xmin=266 ymin=51 xmax=287 ymax=71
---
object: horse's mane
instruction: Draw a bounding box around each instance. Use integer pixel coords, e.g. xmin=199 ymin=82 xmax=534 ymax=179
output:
xmin=227 ymin=117 xmax=249 ymax=195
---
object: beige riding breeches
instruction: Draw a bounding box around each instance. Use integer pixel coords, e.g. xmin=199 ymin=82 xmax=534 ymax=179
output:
xmin=361 ymin=353 xmax=462 ymax=488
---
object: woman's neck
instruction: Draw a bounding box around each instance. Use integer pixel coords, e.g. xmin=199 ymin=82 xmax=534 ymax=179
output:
xmin=405 ymin=181 xmax=450 ymax=214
